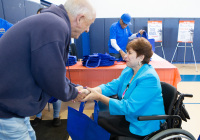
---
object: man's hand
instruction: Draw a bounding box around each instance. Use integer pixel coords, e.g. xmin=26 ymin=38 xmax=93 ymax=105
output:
xmin=75 ymin=86 xmax=84 ymax=91
xmin=73 ymin=92 xmax=87 ymax=102
xmin=79 ymin=89 xmax=90 ymax=95
xmin=119 ymin=50 xmax=126 ymax=60
xmin=72 ymin=87 xmax=90 ymax=102
xmin=138 ymin=29 xmax=145 ymax=35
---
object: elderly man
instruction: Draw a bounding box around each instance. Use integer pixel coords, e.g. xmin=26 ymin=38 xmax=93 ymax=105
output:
xmin=108 ymin=13 xmax=144 ymax=60
xmin=0 ymin=0 xmax=96 ymax=139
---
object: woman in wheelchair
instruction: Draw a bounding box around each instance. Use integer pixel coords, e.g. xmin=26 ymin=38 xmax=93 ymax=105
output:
xmin=81 ymin=37 xmax=166 ymax=139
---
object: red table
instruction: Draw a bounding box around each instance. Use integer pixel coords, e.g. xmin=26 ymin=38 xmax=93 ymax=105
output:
xmin=66 ymin=54 xmax=181 ymax=88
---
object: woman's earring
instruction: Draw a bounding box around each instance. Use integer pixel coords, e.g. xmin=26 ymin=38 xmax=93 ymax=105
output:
xmin=138 ymin=61 xmax=141 ymax=66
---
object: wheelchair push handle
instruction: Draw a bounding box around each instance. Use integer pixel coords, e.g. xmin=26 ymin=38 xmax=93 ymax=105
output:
xmin=183 ymin=94 xmax=193 ymax=98
xmin=178 ymin=92 xmax=193 ymax=98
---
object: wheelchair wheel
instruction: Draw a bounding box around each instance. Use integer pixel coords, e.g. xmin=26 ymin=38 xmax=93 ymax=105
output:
xmin=149 ymin=128 xmax=195 ymax=140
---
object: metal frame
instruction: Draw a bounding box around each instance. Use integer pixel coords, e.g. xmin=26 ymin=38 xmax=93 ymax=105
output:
xmin=155 ymin=42 xmax=166 ymax=59
xmin=171 ymin=42 xmax=198 ymax=72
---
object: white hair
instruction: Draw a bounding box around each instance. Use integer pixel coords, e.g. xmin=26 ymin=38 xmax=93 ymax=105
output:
xmin=64 ymin=0 xmax=95 ymax=20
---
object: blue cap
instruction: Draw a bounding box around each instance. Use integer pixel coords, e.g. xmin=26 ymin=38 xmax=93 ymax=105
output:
xmin=121 ymin=13 xmax=131 ymax=25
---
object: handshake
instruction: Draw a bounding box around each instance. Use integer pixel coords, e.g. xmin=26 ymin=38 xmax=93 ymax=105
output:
xmin=73 ymin=86 xmax=101 ymax=102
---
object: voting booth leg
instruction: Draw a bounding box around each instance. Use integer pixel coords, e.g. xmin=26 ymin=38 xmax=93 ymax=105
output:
xmin=191 ymin=43 xmax=198 ymax=72
xmin=161 ymin=43 xmax=166 ymax=59
xmin=184 ymin=42 xmax=186 ymax=64
xmin=155 ymin=42 xmax=166 ymax=59
xmin=171 ymin=43 xmax=198 ymax=72
xmin=171 ymin=44 xmax=178 ymax=63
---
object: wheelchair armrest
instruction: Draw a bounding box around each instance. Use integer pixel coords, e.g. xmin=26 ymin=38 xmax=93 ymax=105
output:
xmin=138 ymin=115 xmax=181 ymax=121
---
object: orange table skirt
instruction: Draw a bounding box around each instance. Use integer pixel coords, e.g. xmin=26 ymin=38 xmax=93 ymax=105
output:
xmin=66 ymin=54 xmax=181 ymax=88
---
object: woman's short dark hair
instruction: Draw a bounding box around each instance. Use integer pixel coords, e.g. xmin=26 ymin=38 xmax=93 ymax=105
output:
xmin=126 ymin=37 xmax=153 ymax=64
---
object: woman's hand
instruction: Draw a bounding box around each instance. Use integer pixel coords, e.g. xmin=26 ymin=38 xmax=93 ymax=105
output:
xmin=81 ymin=87 xmax=101 ymax=102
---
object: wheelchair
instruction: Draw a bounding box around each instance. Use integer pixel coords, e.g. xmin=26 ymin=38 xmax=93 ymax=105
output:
xmin=113 ymin=82 xmax=195 ymax=140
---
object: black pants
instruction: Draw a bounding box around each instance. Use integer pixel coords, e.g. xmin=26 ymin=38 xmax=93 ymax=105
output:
xmin=97 ymin=111 xmax=146 ymax=140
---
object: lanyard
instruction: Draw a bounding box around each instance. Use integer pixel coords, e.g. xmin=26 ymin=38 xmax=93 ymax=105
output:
xmin=122 ymin=82 xmax=131 ymax=99
xmin=122 ymin=74 xmax=135 ymax=99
